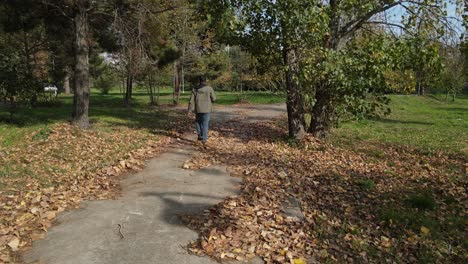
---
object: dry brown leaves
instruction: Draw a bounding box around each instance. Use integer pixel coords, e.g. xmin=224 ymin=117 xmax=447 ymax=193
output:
xmin=0 ymin=117 xmax=189 ymax=263
xmin=182 ymin=119 xmax=467 ymax=263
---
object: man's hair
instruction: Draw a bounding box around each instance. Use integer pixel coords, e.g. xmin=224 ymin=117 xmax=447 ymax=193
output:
xmin=199 ymin=76 xmax=206 ymax=84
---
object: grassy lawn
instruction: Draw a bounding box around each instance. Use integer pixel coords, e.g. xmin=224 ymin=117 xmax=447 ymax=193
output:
xmin=0 ymin=89 xmax=284 ymax=148
xmin=332 ymin=95 xmax=468 ymax=157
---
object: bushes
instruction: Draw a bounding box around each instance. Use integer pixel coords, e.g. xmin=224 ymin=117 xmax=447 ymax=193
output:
xmin=94 ymin=73 xmax=116 ymax=94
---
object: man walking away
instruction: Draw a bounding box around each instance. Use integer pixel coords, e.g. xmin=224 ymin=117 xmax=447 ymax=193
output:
xmin=188 ymin=76 xmax=216 ymax=147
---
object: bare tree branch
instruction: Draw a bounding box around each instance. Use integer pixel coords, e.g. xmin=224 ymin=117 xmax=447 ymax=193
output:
xmin=41 ymin=0 xmax=72 ymax=19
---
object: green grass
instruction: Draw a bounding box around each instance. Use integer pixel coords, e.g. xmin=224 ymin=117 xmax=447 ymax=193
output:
xmin=407 ymin=192 xmax=436 ymax=210
xmin=98 ymin=87 xmax=284 ymax=105
xmin=0 ymin=89 xmax=284 ymax=147
xmin=332 ymin=95 xmax=468 ymax=156
xmin=357 ymin=179 xmax=376 ymax=190
xmin=379 ymin=205 xmax=441 ymax=240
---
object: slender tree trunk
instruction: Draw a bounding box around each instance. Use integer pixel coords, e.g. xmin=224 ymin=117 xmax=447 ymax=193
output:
xmin=283 ymin=47 xmax=306 ymax=139
xmin=148 ymin=74 xmax=155 ymax=105
xmin=64 ymin=70 xmax=71 ymax=94
xmin=72 ymin=2 xmax=90 ymax=129
xmin=173 ymin=61 xmax=181 ymax=105
xmin=124 ymin=74 xmax=133 ymax=107
xmin=157 ymin=79 xmax=161 ymax=106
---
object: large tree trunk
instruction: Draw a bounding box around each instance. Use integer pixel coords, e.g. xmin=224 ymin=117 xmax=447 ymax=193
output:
xmin=308 ymin=0 xmax=340 ymax=138
xmin=72 ymin=2 xmax=90 ymax=129
xmin=309 ymin=83 xmax=335 ymax=138
xmin=283 ymin=48 xmax=306 ymax=139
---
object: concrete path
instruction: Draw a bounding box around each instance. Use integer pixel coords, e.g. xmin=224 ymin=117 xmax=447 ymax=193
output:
xmin=24 ymin=104 xmax=286 ymax=264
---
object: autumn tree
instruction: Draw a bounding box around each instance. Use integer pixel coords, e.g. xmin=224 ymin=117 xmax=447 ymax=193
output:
xmin=196 ymin=0 xmax=323 ymax=138
xmin=197 ymin=0 xmax=458 ymax=138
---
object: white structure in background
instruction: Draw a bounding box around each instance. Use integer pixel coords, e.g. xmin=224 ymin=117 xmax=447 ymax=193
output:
xmin=100 ymin=52 xmax=119 ymax=65
xmin=44 ymin=84 xmax=58 ymax=97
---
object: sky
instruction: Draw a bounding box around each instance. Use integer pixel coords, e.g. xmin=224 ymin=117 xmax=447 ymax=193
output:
xmin=384 ymin=0 xmax=465 ymax=41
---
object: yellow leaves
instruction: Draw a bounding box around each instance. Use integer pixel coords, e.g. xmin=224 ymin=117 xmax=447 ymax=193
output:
xmin=293 ymin=258 xmax=307 ymax=264
xmin=420 ymin=226 xmax=430 ymax=235
xmin=380 ymin=236 xmax=392 ymax=248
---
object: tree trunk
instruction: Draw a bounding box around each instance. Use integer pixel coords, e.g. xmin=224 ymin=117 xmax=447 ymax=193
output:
xmin=173 ymin=61 xmax=181 ymax=105
xmin=64 ymin=70 xmax=71 ymax=94
xmin=157 ymin=80 xmax=161 ymax=106
xmin=72 ymin=2 xmax=90 ymax=129
xmin=124 ymin=74 xmax=133 ymax=107
xmin=416 ymin=80 xmax=424 ymax=96
xmin=283 ymin=48 xmax=306 ymax=139
xmin=148 ymin=73 xmax=155 ymax=105
xmin=309 ymin=83 xmax=335 ymax=138
xmin=308 ymin=0 xmax=340 ymax=138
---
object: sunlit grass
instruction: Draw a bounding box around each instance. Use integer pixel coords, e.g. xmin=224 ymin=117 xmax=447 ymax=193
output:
xmin=332 ymin=95 xmax=468 ymax=156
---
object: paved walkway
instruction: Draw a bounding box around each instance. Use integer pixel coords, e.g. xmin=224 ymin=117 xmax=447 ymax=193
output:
xmin=24 ymin=104 xmax=286 ymax=264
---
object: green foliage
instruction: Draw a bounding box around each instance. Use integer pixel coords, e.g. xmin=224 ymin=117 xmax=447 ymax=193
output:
xmin=0 ymin=32 xmax=42 ymax=106
xmin=89 ymin=54 xmax=118 ymax=94
xmin=407 ymin=192 xmax=436 ymax=210
xmin=197 ymin=0 xmax=457 ymax=136
xmin=358 ymin=179 xmax=376 ymax=190
xmin=95 ymin=74 xmax=117 ymax=95
xmin=302 ymin=33 xmax=393 ymax=120
xmin=0 ymin=1 xmax=63 ymax=108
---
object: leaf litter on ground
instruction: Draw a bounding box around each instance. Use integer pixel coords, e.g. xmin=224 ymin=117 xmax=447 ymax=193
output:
xmin=0 ymin=112 xmax=191 ymax=263
xmin=181 ymin=118 xmax=467 ymax=263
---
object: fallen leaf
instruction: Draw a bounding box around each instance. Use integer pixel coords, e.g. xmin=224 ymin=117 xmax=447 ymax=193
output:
xmin=7 ymin=237 xmax=20 ymax=251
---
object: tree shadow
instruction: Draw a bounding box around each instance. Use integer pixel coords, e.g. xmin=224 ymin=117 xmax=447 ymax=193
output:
xmin=0 ymin=95 xmax=188 ymax=140
xmin=372 ymin=118 xmax=434 ymax=125
xmin=439 ymin=107 xmax=467 ymax=113
xmin=139 ymin=189 xmax=240 ymax=227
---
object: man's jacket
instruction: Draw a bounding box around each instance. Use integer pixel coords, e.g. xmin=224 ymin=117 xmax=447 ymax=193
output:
xmin=188 ymin=85 xmax=216 ymax=113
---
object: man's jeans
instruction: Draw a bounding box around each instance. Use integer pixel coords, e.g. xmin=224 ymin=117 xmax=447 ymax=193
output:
xmin=195 ymin=113 xmax=210 ymax=143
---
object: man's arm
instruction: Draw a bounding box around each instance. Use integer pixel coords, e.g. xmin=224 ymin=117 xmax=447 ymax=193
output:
xmin=188 ymin=90 xmax=195 ymax=112
xmin=210 ymin=87 xmax=216 ymax=102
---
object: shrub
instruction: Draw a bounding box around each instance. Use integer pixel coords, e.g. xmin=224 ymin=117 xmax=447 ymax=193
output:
xmin=95 ymin=73 xmax=116 ymax=94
